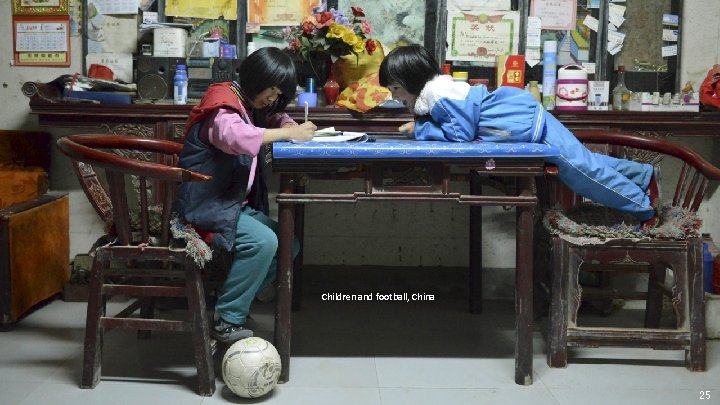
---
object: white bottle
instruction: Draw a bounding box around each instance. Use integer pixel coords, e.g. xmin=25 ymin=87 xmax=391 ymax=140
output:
xmin=246 ymin=42 xmax=257 ymax=55
xmin=173 ymin=64 xmax=188 ymax=105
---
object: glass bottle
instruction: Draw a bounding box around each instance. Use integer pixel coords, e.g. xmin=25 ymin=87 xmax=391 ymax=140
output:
xmin=612 ymin=65 xmax=631 ymax=111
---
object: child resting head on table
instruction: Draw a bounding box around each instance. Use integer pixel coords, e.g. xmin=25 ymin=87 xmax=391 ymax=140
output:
xmin=378 ymin=44 xmax=659 ymax=229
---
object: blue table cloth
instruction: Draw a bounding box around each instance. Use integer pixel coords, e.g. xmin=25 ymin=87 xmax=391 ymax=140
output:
xmin=273 ymin=139 xmax=560 ymax=160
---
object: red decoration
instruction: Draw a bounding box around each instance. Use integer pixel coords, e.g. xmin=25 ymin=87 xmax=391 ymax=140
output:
xmin=323 ymin=63 xmax=340 ymax=106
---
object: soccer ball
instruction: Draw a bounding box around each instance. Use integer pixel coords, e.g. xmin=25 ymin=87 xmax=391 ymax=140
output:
xmin=222 ymin=337 xmax=281 ymax=398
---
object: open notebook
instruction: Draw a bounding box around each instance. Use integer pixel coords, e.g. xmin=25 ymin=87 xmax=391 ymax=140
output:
xmin=292 ymin=127 xmax=368 ymax=143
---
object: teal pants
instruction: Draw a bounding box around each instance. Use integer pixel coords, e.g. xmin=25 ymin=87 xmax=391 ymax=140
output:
xmin=215 ymin=206 xmax=299 ymax=325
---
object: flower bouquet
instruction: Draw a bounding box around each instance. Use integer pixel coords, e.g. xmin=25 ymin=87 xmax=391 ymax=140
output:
xmin=283 ymin=2 xmax=378 ymax=63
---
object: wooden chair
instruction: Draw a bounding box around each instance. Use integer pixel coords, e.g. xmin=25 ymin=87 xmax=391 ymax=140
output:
xmin=538 ymin=129 xmax=720 ymax=371
xmin=57 ymin=134 xmax=216 ymax=396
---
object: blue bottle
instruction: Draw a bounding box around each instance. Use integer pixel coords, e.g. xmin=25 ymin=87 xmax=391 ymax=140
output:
xmin=704 ymin=242 xmax=713 ymax=293
xmin=542 ymin=40 xmax=557 ymax=110
xmin=173 ymin=64 xmax=188 ymax=105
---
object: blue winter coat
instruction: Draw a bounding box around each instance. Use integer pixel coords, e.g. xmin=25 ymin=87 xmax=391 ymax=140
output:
xmin=412 ymin=75 xmax=654 ymax=220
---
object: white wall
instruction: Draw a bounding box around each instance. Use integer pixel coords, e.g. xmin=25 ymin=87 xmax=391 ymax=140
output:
xmin=1 ymin=0 xmax=719 ymax=271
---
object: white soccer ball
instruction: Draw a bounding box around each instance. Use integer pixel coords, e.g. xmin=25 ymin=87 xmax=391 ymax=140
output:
xmin=222 ymin=337 xmax=281 ymax=398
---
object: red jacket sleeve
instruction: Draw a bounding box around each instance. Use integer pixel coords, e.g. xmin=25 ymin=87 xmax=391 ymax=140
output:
xmin=700 ymin=65 xmax=720 ymax=108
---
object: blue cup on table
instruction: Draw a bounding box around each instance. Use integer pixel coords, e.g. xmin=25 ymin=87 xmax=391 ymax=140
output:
xmin=297 ymin=92 xmax=317 ymax=108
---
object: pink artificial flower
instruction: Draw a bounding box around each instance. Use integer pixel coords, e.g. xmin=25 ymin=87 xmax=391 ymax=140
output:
xmin=360 ymin=20 xmax=372 ymax=34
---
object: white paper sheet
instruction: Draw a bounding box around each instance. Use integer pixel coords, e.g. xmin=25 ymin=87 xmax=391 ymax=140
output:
xmin=86 ymin=52 xmax=133 ymax=83
xmin=293 ymin=132 xmax=368 ymax=143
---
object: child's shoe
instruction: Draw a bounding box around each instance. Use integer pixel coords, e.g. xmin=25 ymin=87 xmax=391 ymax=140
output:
xmin=211 ymin=318 xmax=253 ymax=343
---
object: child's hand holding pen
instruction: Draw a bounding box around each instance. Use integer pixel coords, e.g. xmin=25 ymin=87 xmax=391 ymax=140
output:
xmin=292 ymin=121 xmax=316 ymax=142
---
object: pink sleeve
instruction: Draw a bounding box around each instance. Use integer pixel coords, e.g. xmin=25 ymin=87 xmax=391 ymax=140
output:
xmin=267 ymin=112 xmax=298 ymax=128
xmin=207 ymin=108 xmax=264 ymax=156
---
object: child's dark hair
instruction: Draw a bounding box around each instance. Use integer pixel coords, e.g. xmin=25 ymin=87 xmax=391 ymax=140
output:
xmin=238 ymin=47 xmax=297 ymax=114
xmin=379 ymin=44 xmax=441 ymax=96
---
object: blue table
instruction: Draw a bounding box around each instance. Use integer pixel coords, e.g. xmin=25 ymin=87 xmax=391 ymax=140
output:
xmin=272 ymin=137 xmax=560 ymax=385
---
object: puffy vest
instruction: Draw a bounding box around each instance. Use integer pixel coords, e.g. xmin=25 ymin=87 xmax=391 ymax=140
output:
xmin=174 ymin=120 xmax=269 ymax=252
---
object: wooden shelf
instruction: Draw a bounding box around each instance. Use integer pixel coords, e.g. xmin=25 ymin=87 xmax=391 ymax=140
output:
xmin=30 ymin=100 xmax=720 ymax=137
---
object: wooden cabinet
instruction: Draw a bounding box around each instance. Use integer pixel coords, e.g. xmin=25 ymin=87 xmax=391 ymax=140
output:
xmin=1 ymin=193 xmax=69 ymax=329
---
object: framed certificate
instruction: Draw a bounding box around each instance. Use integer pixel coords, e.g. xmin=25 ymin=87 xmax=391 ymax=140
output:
xmin=12 ymin=0 xmax=69 ymax=16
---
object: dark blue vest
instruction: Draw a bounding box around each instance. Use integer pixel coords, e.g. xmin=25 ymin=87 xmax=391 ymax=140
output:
xmin=174 ymin=121 xmax=268 ymax=252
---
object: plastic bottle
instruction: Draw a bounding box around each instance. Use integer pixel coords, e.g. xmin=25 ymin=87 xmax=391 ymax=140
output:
xmin=704 ymin=242 xmax=714 ymax=293
xmin=528 ymin=80 xmax=542 ymax=102
xmin=173 ymin=64 xmax=188 ymax=105
xmin=612 ymin=65 xmax=631 ymax=111
xmin=542 ymin=40 xmax=557 ymax=110
xmin=246 ymin=42 xmax=257 ymax=55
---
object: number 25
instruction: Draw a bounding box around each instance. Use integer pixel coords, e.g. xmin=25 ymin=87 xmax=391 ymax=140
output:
xmin=700 ymin=390 xmax=711 ymax=400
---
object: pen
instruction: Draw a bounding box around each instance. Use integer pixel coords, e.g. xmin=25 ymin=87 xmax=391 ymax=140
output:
xmin=304 ymin=101 xmax=309 ymax=123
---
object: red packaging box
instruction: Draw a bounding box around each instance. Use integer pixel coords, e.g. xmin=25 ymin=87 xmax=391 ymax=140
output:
xmin=496 ymin=55 xmax=525 ymax=89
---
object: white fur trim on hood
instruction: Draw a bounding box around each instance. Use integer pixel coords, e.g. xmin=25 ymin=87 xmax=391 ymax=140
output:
xmin=414 ymin=75 xmax=471 ymax=115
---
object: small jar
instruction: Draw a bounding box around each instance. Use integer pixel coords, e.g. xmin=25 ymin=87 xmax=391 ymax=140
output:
xmin=452 ymin=71 xmax=468 ymax=82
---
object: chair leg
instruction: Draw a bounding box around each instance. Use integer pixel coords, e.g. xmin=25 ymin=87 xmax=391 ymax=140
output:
xmin=547 ymin=237 xmax=568 ymax=368
xmin=137 ymin=297 xmax=154 ymax=340
xmin=185 ymin=264 xmax=215 ymax=396
xmin=644 ymin=263 xmax=666 ymax=328
xmin=596 ymin=272 xmax=615 ymax=316
xmin=687 ymin=239 xmax=706 ymax=371
xmin=81 ymin=254 xmax=107 ymax=389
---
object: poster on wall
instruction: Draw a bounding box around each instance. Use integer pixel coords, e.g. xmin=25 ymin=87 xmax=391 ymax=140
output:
xmin=248 ymin=0 xmax=318 ymax=26
xmin=12 ymin=0 xmax=69 ymax=16
xmin=165 ymin=0 xmax=237 ymax=20
xmin=13 ymin=15 xmax=71 ymax=66
xmin=446 ymin=10 xmax=520 ymax=63
xmin=530 ymin=0 xmax=577 ymax=30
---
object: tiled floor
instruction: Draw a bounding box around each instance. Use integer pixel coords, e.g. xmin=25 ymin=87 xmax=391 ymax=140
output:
xmin=2 ymin=190 xmax=716 ymax=405
xmin=2 ymin=268 xmax=719 ymax=405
